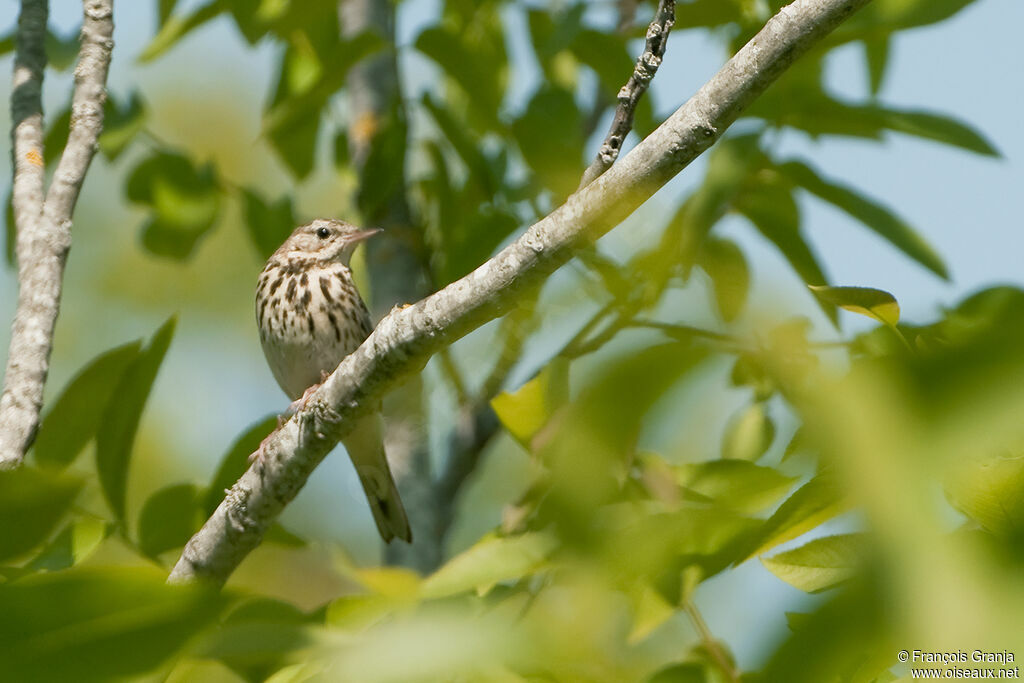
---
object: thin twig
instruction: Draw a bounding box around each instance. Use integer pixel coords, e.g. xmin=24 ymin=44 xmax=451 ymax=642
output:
xmin=684 ymin=599 xmax=741 ymax=682
xmin=0 ymin=1 xmax=114 ymax=469
xmin=578 ymin=0 xmax=675 ymax=189
xmin=169 ymin=0 xmax=875 ymax=586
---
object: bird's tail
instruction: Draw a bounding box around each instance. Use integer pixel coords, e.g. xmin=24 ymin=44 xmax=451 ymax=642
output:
xmin=344 ymin=417 xmax=412 ymax=544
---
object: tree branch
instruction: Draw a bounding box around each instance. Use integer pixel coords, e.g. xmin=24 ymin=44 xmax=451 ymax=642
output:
xmin=170 ymin=0 xmax=873 ymax=586
xmin=0 ymin=0 xmax=114 ymax=469
xmin=578 ymin=0 xmax=675 ymax=189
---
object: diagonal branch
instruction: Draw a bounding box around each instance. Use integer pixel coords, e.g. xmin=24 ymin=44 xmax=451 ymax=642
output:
xmin=0 ymin=0 xmax=115 ymax=469
xmin=579 ymin=0 xmax=675 ymax=189
xmin=169 ymin=0 xmax=873 ymax=586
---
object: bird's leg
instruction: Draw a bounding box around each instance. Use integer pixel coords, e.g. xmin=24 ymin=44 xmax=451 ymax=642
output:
xmin=251 ymin=377 xmax=332 ymax=465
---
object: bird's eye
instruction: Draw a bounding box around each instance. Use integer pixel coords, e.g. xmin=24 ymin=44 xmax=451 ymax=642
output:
xmin=316 ymin=227 xmax=331 ymax=239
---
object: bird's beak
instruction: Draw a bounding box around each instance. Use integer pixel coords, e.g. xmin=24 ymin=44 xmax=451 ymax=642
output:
xmin=345 ymin=228 xmax=383 ymax=245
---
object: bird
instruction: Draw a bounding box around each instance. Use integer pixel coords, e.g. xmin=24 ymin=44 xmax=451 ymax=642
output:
xmin=255 ymin=218 xmax=412 ymax=543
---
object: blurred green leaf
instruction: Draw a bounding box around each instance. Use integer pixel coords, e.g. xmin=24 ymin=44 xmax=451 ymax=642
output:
xmin=675 ymin=0 xmax=746 ymax=29
xmin=778 ymin=159 xmax=948 ymax=279
xmin=34 ymin=341 xmax=142 ymax=470
xmin=698 ymin=237 xmax=749 ymax=322
xmin=647 ymin=662 xmax=709 ymax=683
xmin=872 ymin=107 xmax=999 ymax=156
xmin=741 ymin=475 xmax=847 ymax=561
xmin=242 ymin=188 xmax=297 ymax=260
xmin=491 ymin=358 xmax=569 ymax=451
xmin=422 ymin=94 xmax=499 ymax=197
xmin=735 ymin=177 xmax=836 ymax=324
xmin=140 ymin=1 xmax=224 ymax=63
xmin=421 ymin=532 xmax=557 ymax=599
xmin=720 ymin=403 xmax=776 ymax=462
xmin=512 ymin=86 xmax=584 ymax=200
xmin=827 ymin=0 xmax=979 ymax=46
xmin=45 ymin=29 xmax=80 ymax=71
xmin=127 ymin=152 xmax=221 ymax=260
xmin=96 ymin=316 xmax=176 ymax=521
xmin=0 ymin=568 xmax=224 ymax=681
xmin=158 ymin=0 xmax=179 ymax=25
xmin=436 ymin=203 xmax=520 ymax=286
xmin=0 ymin=467 xmax=82 ymax=563
xmin=99 ymin=92 xmax=148 ymax=161
xmin=29 ymin=517 xmax=109 ymax=572
xmin=863 ymin=35 xmax=890 ymax=95
xmin=262 ymin=31 xmax=384 ymax=139
xmin=42 ymin=105 xmax=71 ymax=167
xmin=945 ymin=453 xmax=1024 ymax=536
xmin=676 ymin=460 xmax=797 ymax=514
xmin=760 ymin=579 xmax=889 ymax=683
xmin=675 ymin=135 xmax=763 ymax=271
xmin=355 ymin=105 xmax=409 ymax=222
xmin=415 ymin=20 xmax=506 ymax=129
xmin=808 ymin=285 xmax=900 ymax=327
xmin=569 ymin=28 xmax=632 ymax=93
xmin=750 ymin=84 xmax=997 ymax=156
xmin=761 ymin=533 xmax=867 ymax=593
xmin=137 ymin=483 xmax=203 ymax=558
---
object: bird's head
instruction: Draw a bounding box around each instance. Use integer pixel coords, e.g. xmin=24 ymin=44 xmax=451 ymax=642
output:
xmin=281 ymin=219 xmax=381 ymax=266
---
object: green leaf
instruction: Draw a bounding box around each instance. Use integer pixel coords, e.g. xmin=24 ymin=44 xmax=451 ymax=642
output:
xmin=435 ymin=203 xmax=520 ymax=286
xmin=675 ymin=135 xmax=764 ymax=271
xmin=491 ymin=358 xmax=569 ymax=450
xmin=29 ymin=517 xmax=109 ymax=571
xmin=512 ymin=86 xmax=584 ymax=200
xmin=0 ymin=467 xmax=82 ymax=562
xmin=422 ymin=94 xmax=499 ymax=197
xmin=863 ymin=35 xmax=890 ymax=95
xmin=871 ymin=107 xmax=999 ymax=156
xmin=647 ymin=662 xmax=710 ymax=683
xmin=137 ymin=483 xmax=203 ymax=558
xmin=675 ymin=460 xmax=797 ymax=515
xmin=761 ymin=533 xmax=866 ymax=593
xmin=42 ymin=105 xmax=72 ymax=168
xmin=720 ymin=403 xmax=776 ymax=462
xmin=140 ymin=1 xmax=224 ymax=63
xmin=741 ymin=475 xmax=847 ymax=561
xmin=127 ymin=152 xmax=221 ymax=260
xmin=698 ymin=237 xmax=749 ymax=322
xmin=205 ymin=415 xmax=278 ymax=515
xmin=415 ymin=22 xmax=506 ymax=130
xmin=96 ymin=317 xmax=177 ymax=521
xmin=354 ymin=104 xmax=409 ymax=222
xmin=735 ymin=178 xmax=836 ymax=324
xmin=241 ymin=188 xmax=296 ymax=260
xmin=945 ymin=453 xmax=1024 ymax=536
xmin=421 ymin=532 xmax=557 ymax=599
xmin=45 ymin=29 xmax=80 ymax=71
xmin=0 ymin=568 xmax=224 ymax=681
xmin=99 ymin=92 xmax=147 ymax=161
xmin=568 ymin=28 xmax=632 ymax=93
xmin=778 ymin=159 xmax=948 ymax=279
xmin=34 ymin=341 xmax=143 ymax=469
xmin=808 ymin=285 xmax=900 ymax=327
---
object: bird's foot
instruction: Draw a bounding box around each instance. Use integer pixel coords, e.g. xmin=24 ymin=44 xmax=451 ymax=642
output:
xmin=285 ymin=383 xmax=321 ymax=417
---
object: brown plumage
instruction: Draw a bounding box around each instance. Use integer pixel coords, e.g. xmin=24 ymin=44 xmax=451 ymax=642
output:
xmin=256 ymin=218 xmax=411 ymax=543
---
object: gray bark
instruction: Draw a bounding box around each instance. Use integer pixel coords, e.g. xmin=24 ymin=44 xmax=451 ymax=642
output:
xmin=0 ymin=0 xmax=114 ymax=469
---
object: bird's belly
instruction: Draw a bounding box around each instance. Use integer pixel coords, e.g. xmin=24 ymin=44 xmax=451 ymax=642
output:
xmin=260 ymin=313 xmax=360 ymax=400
